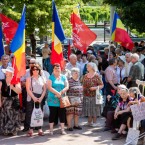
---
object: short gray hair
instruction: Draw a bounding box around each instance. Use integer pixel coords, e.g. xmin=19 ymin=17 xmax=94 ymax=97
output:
xmin=131 ymin=53 xmax=139 ymax=61
xmin=71 ymin=67 xmax=80 ymax=75
xmin=1 ymin=54 xmax=10 ymax=60
xmin=87 ymin=62 xmax=97 ymax=72
xmin=69 ymin=54 xmax=77 ymax=60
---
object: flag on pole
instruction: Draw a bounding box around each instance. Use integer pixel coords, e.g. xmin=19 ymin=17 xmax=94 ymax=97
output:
xmin=111 ymin=12 xmax=134 ymax=50
xmin=70 ymin=7 xmax=97 ymax=53
xmin=0 ymin=24 xmax=4 ymax=59
xmin=10 ymin=5 xmax=26 ymax=84
xmin=0 ymin=14 xmax=18 ymax=44
xmin=51 ymin=1 xmax=65 ymax=67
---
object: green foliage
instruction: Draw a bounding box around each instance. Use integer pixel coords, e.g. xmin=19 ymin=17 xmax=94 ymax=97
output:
xmin=0 ymin=0 xmax=80 ymax=37
xmin=103 ymin=0 xmax=145 ymax=33
xmin=0 ymin=0 xmax=109 ymax=38
xmin=80 ymin=6 xmax=110 ymax=23
xmin=82 ymin=0 xmax=103 ymax=5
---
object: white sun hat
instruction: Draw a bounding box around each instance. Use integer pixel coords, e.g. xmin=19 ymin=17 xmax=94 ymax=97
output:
xmin=118 ymin=55 xmax=126 ymax=63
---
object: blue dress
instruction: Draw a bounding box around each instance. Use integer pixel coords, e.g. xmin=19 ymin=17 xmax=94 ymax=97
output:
xmin=47 ymin=74 xmax=67 ymax=107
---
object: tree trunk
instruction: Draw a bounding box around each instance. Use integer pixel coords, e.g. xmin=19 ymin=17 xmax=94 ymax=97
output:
xmin=29 ymin=33 xmax=36 ymax=56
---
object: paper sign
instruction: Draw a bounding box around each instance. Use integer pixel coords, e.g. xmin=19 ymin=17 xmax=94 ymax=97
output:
xmin=130 ymin=102 xmax=145 ymax=121
xmin=126 ymin=128 xmax=140 ymax=145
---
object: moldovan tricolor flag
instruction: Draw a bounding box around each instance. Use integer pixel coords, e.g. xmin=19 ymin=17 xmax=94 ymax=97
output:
xmin=10 ymin=5 xmax=26 ymax=84
xmin=0 ymin=13 xmax=18 ymax=44
xmin=111 ymin=12 xmax=134 ymax=50
xmin=51 ymin=1 xmax=65 ymax=67
xmin=71 ymin=8 xmax=97 ymax=53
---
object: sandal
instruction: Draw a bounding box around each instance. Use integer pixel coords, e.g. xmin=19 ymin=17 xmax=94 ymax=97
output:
xmin=38 ymin=131 xmax=45 ymax=136
xmin=27 ymin=131 xmax=33 ymax=137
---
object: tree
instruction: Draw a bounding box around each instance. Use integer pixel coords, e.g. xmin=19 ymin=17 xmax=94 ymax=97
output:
xmin=0 ymin=0 xmax=80 ymax=54
xmin=103 ymin=0 xmax=145 ymax=33
xmin=80 ymin=6 xmax=110 ymax=24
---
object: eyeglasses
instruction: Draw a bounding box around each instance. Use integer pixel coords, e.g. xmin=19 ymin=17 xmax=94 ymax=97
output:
xmin=32 ymin=69 xmax=39 ymax=71
xmin=29 ymin=62 xmax=35 ymax=64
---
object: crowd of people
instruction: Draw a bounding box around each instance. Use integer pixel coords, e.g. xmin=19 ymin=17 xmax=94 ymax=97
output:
xmin=0 ymin=40 xmax=145 ymax=143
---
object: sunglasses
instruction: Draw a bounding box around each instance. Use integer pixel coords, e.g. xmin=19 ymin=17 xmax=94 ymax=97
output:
xmin=2 ymin=58 xmax=8 ymax=60
xmin=32 ymin=69 xmax=39 ymax=71
xmin=29 ymin=62 xmax=35 ymax=64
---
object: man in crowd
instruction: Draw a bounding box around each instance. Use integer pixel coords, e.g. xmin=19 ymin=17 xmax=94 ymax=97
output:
xmin=25 ymin=41 xmax=32 ymax=56
xmin=66 ymin=54 xmax=82 ymax=75
xmin=127 ymin=53 xmax=143 ymax=87
xmin=0 ymin=54 xmax=11 ymax=80
xmin=125 ymin=52 xmax=133 ymax=77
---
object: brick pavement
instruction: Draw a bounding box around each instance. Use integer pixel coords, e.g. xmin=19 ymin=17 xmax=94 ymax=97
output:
xmin=0 ymin=117 xmax=127 ymax=145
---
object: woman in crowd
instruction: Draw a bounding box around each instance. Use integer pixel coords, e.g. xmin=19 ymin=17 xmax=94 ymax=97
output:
xmin=47 ymin=63 xmax=69 ymax=135
xmin=66 ymin=68 xmax=83 ymax=131
xmin=112 ymin=88 xmax=131 ymax=140
xmin=103 ymin=84 xmax=127 ymax=132
xmin=61 ymin=58 xmax=71 ymax=79
xmin=105 ymin=58 xmax=118 ymax=97
xmin=82 ymin=62 xmax=103 ymax=127
xmin=0 ymin=67 xmax=21 ymax=135
xmin=26 ymin=64 xmax=46 ymax=137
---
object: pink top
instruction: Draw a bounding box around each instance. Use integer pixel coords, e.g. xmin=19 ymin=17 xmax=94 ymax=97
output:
xmin=105 ymin=66 xmax=118 ymax=84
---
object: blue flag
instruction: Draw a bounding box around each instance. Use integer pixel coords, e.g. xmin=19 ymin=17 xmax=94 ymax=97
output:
xmin=0 ymin=25 xmax=4 ymax=59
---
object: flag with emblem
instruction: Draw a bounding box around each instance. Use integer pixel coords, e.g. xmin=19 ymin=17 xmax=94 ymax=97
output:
xmin=0 ymin=14 xmax=18 ymax=44
xmin=51 ymin=1 xmax=65 ymax=67
xmin=111 ymin=12 xmax=134 ymax=50
xmin=70 ymin=7 xmax=97 ymax=53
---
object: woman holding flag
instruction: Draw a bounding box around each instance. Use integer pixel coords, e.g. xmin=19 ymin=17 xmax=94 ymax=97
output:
xmin=0 ymin=66 xmax=21 ymax=136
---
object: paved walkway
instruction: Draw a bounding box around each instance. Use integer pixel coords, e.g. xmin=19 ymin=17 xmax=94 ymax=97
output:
xmin=0 ymin=117 xmax=127 ymax=145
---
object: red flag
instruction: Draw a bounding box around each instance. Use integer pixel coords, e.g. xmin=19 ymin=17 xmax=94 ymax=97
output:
xmin=0 ymin=14 xmax=18 ymax=44
xmin=71 ymin=12 xmax=97 ymax=53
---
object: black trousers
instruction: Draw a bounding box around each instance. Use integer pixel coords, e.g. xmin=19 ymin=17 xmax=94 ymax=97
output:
xmin=114 ymin=112 xmax=132 ymax=128
xmin=25 ymin=100 xmax=43 ymax=129
xmin=49 ymin=106 xmax=65 ymax=123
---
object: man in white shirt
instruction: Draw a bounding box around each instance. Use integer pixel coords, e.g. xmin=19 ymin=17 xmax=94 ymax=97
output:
xmin=125 ymin=53 xmax=133 ymax=77
xmin=66 ymin=54 xmax=82 ymax=76
xmin=0 ymin=54 xmax=11 ymax=80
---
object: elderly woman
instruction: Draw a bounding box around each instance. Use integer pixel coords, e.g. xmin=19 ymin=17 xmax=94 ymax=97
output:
xmin=66 ymin=68 xmax=83 ymax=131
xmin=82 ymin=62 xmax=103 ymax=127
xmin=0 ymin=67 xmax=21 ymax=135
xmin=26 ymin=64 xmax=46 ymax=137
xmin=47 ymin=63 xmax=69 ymax=135
xmin=112 ymin=88 xmax=131 ymax=140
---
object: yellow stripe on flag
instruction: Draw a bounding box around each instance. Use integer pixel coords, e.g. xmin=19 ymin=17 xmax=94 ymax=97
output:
xmin=52 ymin=22 xmax=54 ymax=42
xmin=117 ymin=19 xmax=126 ymax=30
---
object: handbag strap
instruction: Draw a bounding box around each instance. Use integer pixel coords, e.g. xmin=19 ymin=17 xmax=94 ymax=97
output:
xmin=31 ymin=77 xmax=33 ymax=92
